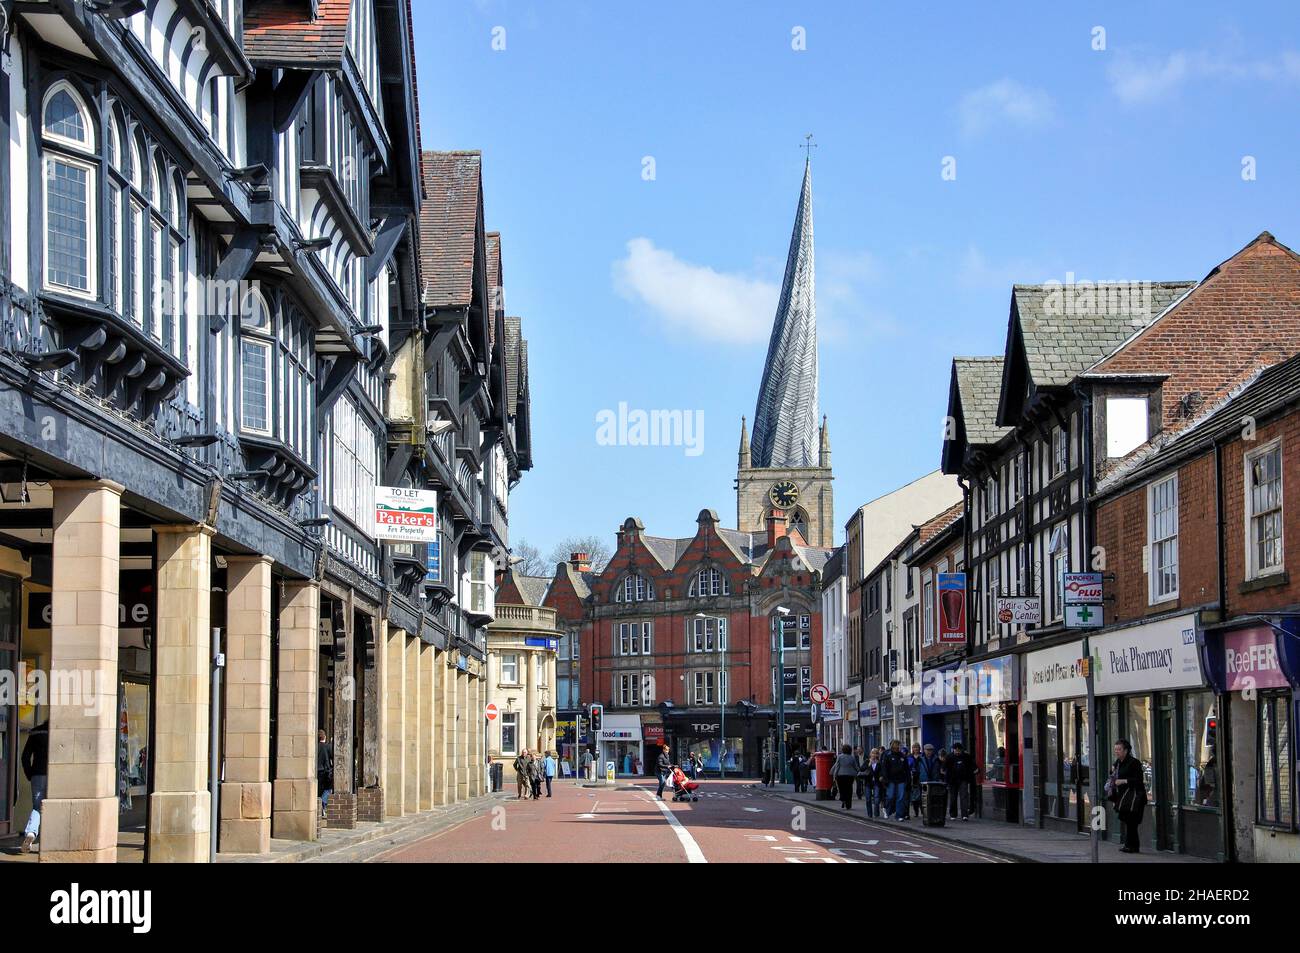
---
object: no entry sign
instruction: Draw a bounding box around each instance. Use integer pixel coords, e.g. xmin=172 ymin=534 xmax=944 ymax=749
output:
xmin=485 ymin=702 xmax=499 ymax=722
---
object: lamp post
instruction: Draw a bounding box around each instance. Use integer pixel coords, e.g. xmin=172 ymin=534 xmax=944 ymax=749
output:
xmin=776 ymin=606 xmax=792 ymax=785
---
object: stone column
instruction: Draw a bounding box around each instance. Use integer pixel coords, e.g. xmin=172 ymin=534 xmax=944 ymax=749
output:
xmin=272 ymin=579 xmax=319 ymax=841
xmin=41 ymin=480 xmax=122 ymax=864
xmin=468 ymin=674 xmax=481 ymax=797
xmin=149 ymin=524 xmax=214 ymax=863
xmin=457 ymin=668 xmax=470 ymax=801
xmin=403 ymin=636 xmax=420 ymax=813
xmin=526 ymin=650 xmax=539 ymax=753
xmin=419 ymin=643 xmax=436 ymax=810
xmin=219 ymin=555 xmax=272 ymax=854
xmin=384 ymin=626 xmax=406 ymax=818
xmin=439 ymin=656 xmax=456 ymax=804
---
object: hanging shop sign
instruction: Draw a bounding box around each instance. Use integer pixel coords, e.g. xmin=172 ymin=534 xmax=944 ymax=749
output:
xmin=1024 ymin=640 xmax=1087 ymax=702
xmin=819 ymin=698 xmax=842 ymax=722
xmin=375 ymin=486 xmax=438 ymax=542
xmin=859 ymin=700 xmax=880 ymax=726
xmin=1063 ymin=572 xmax=1104 ymax=629
xmin=995 ymin=596 xmax=1042 ymax=627
xmin=937 ymin=573 xmax=966 ymax=643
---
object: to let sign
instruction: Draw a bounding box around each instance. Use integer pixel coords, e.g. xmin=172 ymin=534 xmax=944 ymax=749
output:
xmin=375 ymin=486 xmax=438 ymax=542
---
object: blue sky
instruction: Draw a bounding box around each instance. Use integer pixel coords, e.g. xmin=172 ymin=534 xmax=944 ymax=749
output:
xmin=412 ymin=2 xmax=1300 ymax=559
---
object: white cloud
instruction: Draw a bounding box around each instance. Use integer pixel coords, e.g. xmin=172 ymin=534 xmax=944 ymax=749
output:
xmin=957 ymin=79 xmax=1056 ymax=137
xmin=1108 ymin=49 xmax=1300 ymax=105
xmin=612 ymin=238 xmax=778 ymax=343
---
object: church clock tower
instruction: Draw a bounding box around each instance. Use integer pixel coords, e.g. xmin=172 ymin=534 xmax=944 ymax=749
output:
xmin=736 ymin=156 xmax=834 ymax=547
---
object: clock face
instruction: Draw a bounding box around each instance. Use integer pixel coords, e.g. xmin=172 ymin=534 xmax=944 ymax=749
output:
xmin=769 ymin=480 xmax=800 ymax=508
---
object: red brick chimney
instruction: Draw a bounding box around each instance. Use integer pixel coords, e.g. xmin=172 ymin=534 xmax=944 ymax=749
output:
xmin=767 ymin=510 xmax=788 ymax=549
xmin=570 ymin=551 xmax=592 ymax=573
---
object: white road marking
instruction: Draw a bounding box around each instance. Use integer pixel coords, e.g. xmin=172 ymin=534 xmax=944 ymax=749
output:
xmin=743 ymin=807 xmax=763 ymax=813
xmin=642 ymin=794 xmax=707 ymax=864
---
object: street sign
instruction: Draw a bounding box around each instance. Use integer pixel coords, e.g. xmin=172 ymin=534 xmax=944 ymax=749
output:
xmin=1063 ymin=572 xmax=1103 ymax=605
xmin=485 ymin=702 xmax=499 ymax=722
xmin=937 ymin=573 xmax=966 ymax=643
xmin=995 ymin=596 xmax=1042 ymax=626
xmin=810 ymin=683 xmax=829 ymax=705
xmin=374 ymin=486 xmax=438 ymax=542
xmin=1066 ymin=604 xmax=1103 ymax=628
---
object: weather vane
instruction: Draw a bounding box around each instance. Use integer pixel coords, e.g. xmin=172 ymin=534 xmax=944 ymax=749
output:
xmin=802 ymin=133 xmax=817 ymax=161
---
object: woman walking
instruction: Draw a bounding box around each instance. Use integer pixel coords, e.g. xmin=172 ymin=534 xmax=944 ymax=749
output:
xmin=861 ymin=748 xmax=885 ymax=817
xmin=1107 ymin=739 xmax=1148 ymax=854
xmin=832 ymin=744 xmax=859 ymax=810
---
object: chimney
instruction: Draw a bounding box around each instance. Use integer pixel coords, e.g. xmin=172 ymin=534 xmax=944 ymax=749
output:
xmin=767 ymin=509 xmax=788 ymax=549
xmin=570 ymin=551 xmax=592 ymax=573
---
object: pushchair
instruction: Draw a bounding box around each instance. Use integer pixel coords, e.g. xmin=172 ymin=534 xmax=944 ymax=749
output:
xmin=670 ymin=765 xmax=700 ymax=802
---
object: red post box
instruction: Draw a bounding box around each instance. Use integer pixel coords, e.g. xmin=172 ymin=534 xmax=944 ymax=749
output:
xmin=813 ymin=751 xmax=835 ymax=801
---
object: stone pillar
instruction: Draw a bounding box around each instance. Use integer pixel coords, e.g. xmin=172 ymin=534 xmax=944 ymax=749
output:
xmin=219 ymin=555 xmax=272 ymax=854
xmin=149 ymin=524 xmax=214 ymax=863
xmin=403 ymin=636 xmax=420 ymax=813
xmin=526 ymin=650 xmax=539 ymax=752
xmin=468 ymin=674 xmax=481 ymax=797
xmin=325 ymin=596 xmax=357 ymax=830
xmin=438 ymin=656 xmax=455 ymax=804
xmin=419 ymin=643 xmax=436 ymax=810
xmin=457 ymin=669 xmax=470 ymax=801
xmin=41 ymin=480 xmax=122 ymax=864
xmin=384 ymin=627 xmax=406 ymax=818
xmin=272 ymin=580 xmax=319 ymax=841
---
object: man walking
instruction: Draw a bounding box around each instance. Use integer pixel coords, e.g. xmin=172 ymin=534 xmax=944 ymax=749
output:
xmin=881 ymin=740 xmax=911 ymax=821
xmin=655 ymin=745 xmax=672 ymax=799
xmin=513 ymin=748 xmax=531 ymax=799
xmin=543 ymin=750 xmax=557 ymax=797
xmin=947 ymin=742 xmax=976 ymax=820
xmin=317 ymin=729 xmax=333 ymax=820
xmin=19 ymin=721 xmax=49 ymax=853
xmin=581 ymin=747 xmax=594 ymax=782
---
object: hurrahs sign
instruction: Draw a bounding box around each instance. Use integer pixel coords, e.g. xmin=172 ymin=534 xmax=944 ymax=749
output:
xmin=374 ymin=486 xmax=438 ymax=542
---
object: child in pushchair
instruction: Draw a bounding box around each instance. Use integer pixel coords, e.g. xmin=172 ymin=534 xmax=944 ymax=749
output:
xmin=670 ymin=764 xmax=700 ymax=802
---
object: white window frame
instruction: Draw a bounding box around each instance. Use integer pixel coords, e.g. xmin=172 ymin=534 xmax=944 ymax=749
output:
xmin=1245 ymin=440 xmax=1284 ymax=581
xmin=42 ymin=154 xmax=98 ymax=300
xmin=618 ymin=621 xmax=652 ymax=656
xmin=691 ymin=616 xmax=727 ymax=653
xmin=1148 ymin=474 xmax=1179 ymax=604
xmin=1052 ymin=426 xmax=1068 ymax=478
xmin=500 ymin=653 xmax=520 ymax=685
xmin=922 ymin=571 xmax=935 ymax=647
xmin=500 ymin=712 xmax=518 ymax=756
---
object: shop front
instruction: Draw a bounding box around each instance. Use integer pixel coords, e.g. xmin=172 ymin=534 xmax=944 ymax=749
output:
xmin=599 ymin=714 xmax=644 ymax=777
xmin=642 ymin=722 xmax=666 ymax=777
xmin=1092 ymin=613 xmax=1220 ymax=858
xmin=895 ymin=704 xmax=921 ymax=749
xmin=1203 ymin=619 xmax=1299 ymax=863
xmin=878 ymin=699 xmax=895 ymax=747
xmin=922 ymin=662 xmax=969 ymax=752
xmin=859 ymin=699 xmax=881 ymax=751
xmin=1024 ymin=641 xmax=1087 ymax=833
xmin=818 ymin=698 xmax=844 ymax=752
xmin=971 ymin=654 xmax=1020 ymax=823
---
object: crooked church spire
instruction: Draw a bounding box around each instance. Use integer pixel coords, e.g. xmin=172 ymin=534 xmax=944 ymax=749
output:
xmin=751 ymin=159 xmax=818 ymax=469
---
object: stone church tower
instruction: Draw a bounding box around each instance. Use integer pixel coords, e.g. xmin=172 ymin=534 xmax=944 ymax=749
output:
xmin=736 ymin=159 xmax=834 ymax=547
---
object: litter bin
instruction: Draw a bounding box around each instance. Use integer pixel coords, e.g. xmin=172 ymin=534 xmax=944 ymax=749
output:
xmin=921 ymin=782 xmax=947 ymax=826
xmin=813 ymin=751 xmax=835 ymax=801
xmin=490 ymin=762 xmax=504 ymax=793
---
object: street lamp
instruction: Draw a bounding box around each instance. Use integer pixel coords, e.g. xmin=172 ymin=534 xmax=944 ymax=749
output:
xmin=696 ymin=612 xmax=726 ymax=779
xmin=775 ymin=606 xmax=791 ymax=785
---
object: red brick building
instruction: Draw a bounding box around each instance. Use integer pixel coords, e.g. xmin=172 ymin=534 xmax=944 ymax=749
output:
xmin=501 ymin=509 xmax=830 ymax=777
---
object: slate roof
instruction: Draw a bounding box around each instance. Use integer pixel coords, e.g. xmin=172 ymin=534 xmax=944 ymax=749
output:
xmin=821 ymin=544 xmax=845 ymax=583
xmin=504 ymin=316 xmax=522 ymax=408
xmin=718 ymin=528 xmax=767 ymax=565
xmin=512 ymin=574 xmax=552 ymax=607
xmin=560 ymin=563 xmax=593 ymax=600
xmin=792 ymin=543 xmax=833 ymax=574
xmin=640 ymin=535 xmax=693 ymax=570
xmin=419 ymin=151 xmax=482 ymax=309
xmin=486 ymin=233 xmax=502 ymax=347
xmin=953 ymin=357 xmax=1011 ymax=447
xmin=1101 ymin=352 xmax=1300 ymax=494
xmin=244 ymin=0 xmax=352 ymax=67
xmin=1010 ymin=281 xmax=1195 ymax=389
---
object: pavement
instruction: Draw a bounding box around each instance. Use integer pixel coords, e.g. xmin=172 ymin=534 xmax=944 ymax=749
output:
xmin=755 ymin=783 xmax=1210 ymax=864
xmin=374 ymin=777 xmax=1006 ymax=863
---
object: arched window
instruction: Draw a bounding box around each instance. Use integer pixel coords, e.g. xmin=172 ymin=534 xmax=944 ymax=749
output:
xmin=239 ymin=289 xmax=273 ymax=436
xmin=690 ymin=566 xmax=730 ymax=598
xmin=788 ymin=509 xmax=809 ymax=542
xmin=41 ymin=82 xmax=97 ymax=298
xmin=615 ymin=573 xmax=653 ymax=603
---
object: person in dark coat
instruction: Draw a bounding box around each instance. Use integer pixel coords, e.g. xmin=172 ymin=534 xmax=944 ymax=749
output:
xmin=656 ymin=745 xmax=673 ymax=799
xmin=20 ymin=721 xmax=49 ymax=853
xmin=881 ymin=740 xmax=911 ymax=820
xmin=946 ymin=742 xmax=976 ymax=820
xmin=860 ymin=747 xmax=885 ymax=817
xmin=317 ymin=729 xmax=334 ymax=819
xmin=1108 ymin=739 xmax=1148 ymax=853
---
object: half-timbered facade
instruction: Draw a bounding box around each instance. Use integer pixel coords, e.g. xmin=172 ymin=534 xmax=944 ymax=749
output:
xmin=0 ymin=0 xmax=533 ymax=861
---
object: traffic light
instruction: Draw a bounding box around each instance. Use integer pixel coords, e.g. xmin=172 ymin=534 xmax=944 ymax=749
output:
xmin=588 ymin=703 xmax=603 ymax=733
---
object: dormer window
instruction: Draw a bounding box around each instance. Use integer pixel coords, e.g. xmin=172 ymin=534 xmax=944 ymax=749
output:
xmin=1105 ymin=396 xmax=1150 ymax=458
xmin=690 ymin=567 xmax=730 ymax=597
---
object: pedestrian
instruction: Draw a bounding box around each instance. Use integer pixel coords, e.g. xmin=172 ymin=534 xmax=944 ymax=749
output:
xmin=655 ymin=744 xmax=672 ymax=799
xmin=543 ymin=750 xmax=557 ymax=798
xmin=1108 ymin=739 xmax=1148 ymax=854
xmin=853 ymin=746 xmax=866 ymax=799
xmin=514 ymin=748 xmax=531 ymax=799
xmin=947 ymin=742 xmax=975 ymax=820
xmin=915 ymin=743 xmax=941 ymax=817
xmin=861 ymin=747 xmax=885 ymax=817
xmin=762 ymin=750 xmax=773 ymax=787
xmin=937 ymin=747 xmax=949 ymax=785
xmin=317 ymin=729 xmax=333 ymax=819
xmin=832 ymin=744 xmax=859 ymax=810
xmin=581 ymin=747 xmax=594 ymax=782
xmin=529 ymin=751 xmax=543 ymax=799
xmin=19 ymin=720 xmax=49 ymax=853
xmin=909 ymin=742 xmax=924 ymax=817
xmin=881 ymin=739 xmax=910 ymax=821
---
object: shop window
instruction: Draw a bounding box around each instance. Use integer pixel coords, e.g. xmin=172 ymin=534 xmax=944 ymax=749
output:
xmin=1183 ymin=691 xmax=1219 ymax=809
xmin=1257 ymin=691 xmax=1294 ymax=827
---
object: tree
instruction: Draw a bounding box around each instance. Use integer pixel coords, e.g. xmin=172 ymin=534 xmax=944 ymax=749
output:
xmin=508 ymin=540 xmax=548 ymax=577
xmin=546 ymin=535 xmax=612 ymax=574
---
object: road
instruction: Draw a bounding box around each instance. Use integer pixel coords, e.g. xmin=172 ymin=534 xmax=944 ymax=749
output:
xmin=378 ymin=778 xmax=1004 ymax=863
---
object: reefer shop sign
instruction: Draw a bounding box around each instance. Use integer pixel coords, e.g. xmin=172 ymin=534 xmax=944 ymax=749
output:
xmin=375 ymin=487 xmax=438 ymax=542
